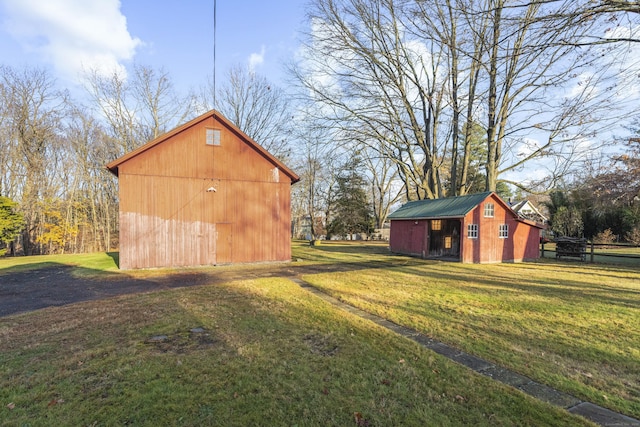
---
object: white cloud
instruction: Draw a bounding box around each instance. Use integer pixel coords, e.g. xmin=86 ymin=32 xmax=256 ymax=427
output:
xmin=565 ymin=71 xmax=598 ymax=101
xmin=1 ymin=0 xmax=141 ymax=79
xmin=605 ymin=25 xmax=640 ymax=102
xmin=248 ymin=45 xmax=266 ymax=70
xmin=604 ymin=23 xmax=640 ymax=41
xmin=516 ymin=137 xmax=542 ymax=158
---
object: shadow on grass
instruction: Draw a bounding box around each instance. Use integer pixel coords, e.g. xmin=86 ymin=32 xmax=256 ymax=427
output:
xmin=389 ymin=263 xmax=640 ymax=309
xmin=309 ymin=242 xmax=388 ymax=253
xmin=1 ymin=274 xmax=588 ymax=427
xmin=293 ymin=241 xmax=392 ymax=264
xmin=0 ymin=249 xmax=410 ymax=318
xmin=541 ymin=250 xmax=640 ymax=268
xmin=7 ymin=243 xmax=635 ymax=319
xmin=107 ymin=251 xmax=120 ymax=268
xmin=0 ymin=262 xmax=167 ymax=317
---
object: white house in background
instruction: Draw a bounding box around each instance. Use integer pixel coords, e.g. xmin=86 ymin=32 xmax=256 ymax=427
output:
xmin=510 ymin=200 xmax=548 ymax=224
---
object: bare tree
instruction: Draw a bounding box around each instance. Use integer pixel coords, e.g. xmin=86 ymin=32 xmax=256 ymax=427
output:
xmin=64 ymin=106 xmax=120 ymax=252
xmin=543 ymin=0 xmax=640 ymax=45
xmin=132 ymin=64 xmax=194 ymax=141
xmin=408 ymin=0 xmax=488 ymax=196
xmin=83 ymin=64 xmax=192 ymax=157
xmin=83 ymin=68 xmax=142 ymax=155
xmin=201 ymin=64 xmax=293 ymax=160
xmin=0 ymin=78 xmax=15 ymax=197
xmin=293 ymin=0 xmax=489 ymax=199
xmin=0 ymin=64 xmax=195 ymax=255
xmin=294 ymin=0 xmax=640 ymax=199
xmin=0 ymin=65 xmax=67 ymax=254
xmin=360 ymin=142 xmax=403 ymax=230
xmin=290 ymin=115 xmax=342 ymax=240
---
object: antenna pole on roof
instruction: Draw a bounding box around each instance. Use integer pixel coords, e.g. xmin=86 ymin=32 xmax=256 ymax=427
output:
xmin=213 ymin=0 xmax=217 ymax=112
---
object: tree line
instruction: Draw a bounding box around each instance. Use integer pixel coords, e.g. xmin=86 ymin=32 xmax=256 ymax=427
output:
xmin=544 ymin=136 xmax=640 ymax=243
xmin=290 ymin=0 xmax=640 ymax=240
xmin=2 ymin=0 xmax=640 ymax=255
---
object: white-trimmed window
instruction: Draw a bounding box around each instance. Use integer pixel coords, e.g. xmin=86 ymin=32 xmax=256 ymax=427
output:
xmin=484 ymin=203 xmax=494 ymax=217
xmin=499 ymin=224 xmax=509 ymax=239
xmin=206 ymin=128 xmax=221 ymax=146
xmin=467 ymin=224 xmax=478 ymax=239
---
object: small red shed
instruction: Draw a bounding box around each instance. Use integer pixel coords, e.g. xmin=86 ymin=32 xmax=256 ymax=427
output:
xmin=106 ymin=110 xmax=299 ymax=269
xmin=388 ymin=192 xmax=542 ymax=263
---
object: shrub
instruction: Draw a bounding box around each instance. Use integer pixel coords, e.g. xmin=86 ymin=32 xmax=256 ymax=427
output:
xmin=593 ymin=228 xmax=616 ymax=244
xmin=625 ymin=227 xmax=640 ymax=245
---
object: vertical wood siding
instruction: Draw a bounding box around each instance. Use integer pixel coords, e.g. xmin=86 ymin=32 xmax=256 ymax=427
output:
xmin=117 ymin=115 xmax=293 ymax=269
xmin=389 ymin=220 xmax=427 ymax=257
xmin=390 ymin=194 xmax=540 ymax=264
xmin=460 ymin=194 xmax=540 ymax=263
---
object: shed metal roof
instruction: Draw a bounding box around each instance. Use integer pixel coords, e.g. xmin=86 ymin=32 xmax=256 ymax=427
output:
xmin=388 ymin=191 xmax=493 ymax=220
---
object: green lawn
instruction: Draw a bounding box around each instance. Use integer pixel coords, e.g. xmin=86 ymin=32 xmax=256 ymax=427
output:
xmin=541 ymin=242 xmax=640 ymax=265
xmin=0 ymin=251 xmax=120 ymax=277
xmin=1 ymin=244 xmax=637 ymax=425
xmin=0 ymin=276 xmax=587 ymax=425
xmin=295 ymin=241 xmax=640 ymax=420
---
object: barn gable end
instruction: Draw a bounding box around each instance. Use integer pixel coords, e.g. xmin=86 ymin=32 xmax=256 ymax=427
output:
xmin=107 ymin=110 xmax=299 ymax=269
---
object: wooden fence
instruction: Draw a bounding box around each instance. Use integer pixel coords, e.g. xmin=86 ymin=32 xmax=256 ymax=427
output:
xmin=541 ymin=240 xmax=640 ymax=265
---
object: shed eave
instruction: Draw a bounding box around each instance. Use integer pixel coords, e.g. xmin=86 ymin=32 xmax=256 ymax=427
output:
xmin=389 ymin=215 xmax=465 ymax=221
xmin=515 ymin=217 xmax=545 ymax=229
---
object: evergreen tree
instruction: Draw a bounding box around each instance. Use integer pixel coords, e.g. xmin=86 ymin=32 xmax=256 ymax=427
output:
xmin=326 ymin=160 xmax=374 ymax=239
xmin=544 ymin=190 xmax=584 ymax=238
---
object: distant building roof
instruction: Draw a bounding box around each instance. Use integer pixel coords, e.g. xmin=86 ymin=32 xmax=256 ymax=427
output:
xmin=510 ymin=200 xmax=547 ymax=223
xmin=388 ymin=191 xmax=493 ymax=220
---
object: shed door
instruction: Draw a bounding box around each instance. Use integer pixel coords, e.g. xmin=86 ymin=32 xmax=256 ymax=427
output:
xmin=410 ymin=223 xmax=426 ymax=256
xmin=216 ymin=223 xmax=233 ymax=264
xmin=429 ymin=219 xmax=460 ymax=258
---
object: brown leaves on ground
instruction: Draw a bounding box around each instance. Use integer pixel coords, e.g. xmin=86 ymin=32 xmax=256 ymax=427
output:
xmin=354 ymin=411 xmax=371 ymax=426
xmin=48 ymin=398 xmax=64 ymax=407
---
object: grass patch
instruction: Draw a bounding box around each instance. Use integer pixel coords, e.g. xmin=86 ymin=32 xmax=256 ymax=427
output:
xmin=292 ymin=239 xmax=394 ymax=263
xmin=0 ymin=276 xmax=590 ymax=426
xmin=0 ymin=252 xmax=119 ymax=278
xmin=297 ymin=243 xmax=640 ymax=419
xmin=541 ymin=242 xmax=640 ymax=266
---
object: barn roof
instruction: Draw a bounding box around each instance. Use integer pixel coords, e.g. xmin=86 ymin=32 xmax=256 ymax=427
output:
xmin=106 ymin=110 xmax=300 ymax=183
xmin=388 ymin=191 xmax=494 ymax=220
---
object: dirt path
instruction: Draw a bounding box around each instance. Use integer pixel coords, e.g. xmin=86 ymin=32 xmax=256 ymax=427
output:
xmin=0 ymin=260 xmax=391 ymax=318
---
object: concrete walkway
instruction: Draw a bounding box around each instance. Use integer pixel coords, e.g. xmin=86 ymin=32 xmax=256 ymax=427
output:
xmin=290 ymin=278 xmax=640 ymax=427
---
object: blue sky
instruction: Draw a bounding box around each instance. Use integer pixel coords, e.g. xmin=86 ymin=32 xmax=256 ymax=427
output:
xmin=0 ymin=0 xmax=306 ymax=94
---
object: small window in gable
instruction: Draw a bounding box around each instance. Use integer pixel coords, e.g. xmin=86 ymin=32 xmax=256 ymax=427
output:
xmin=484 ymin=203 xmax=494 ymax=217
xmin=206 ymin=128 xmax=221 ymax=146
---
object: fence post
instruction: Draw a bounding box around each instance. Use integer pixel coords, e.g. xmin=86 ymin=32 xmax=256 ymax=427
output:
xmin=590 ymin=241 xmax=594 ymax=263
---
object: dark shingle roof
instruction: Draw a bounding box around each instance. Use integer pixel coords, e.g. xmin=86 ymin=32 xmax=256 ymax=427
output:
xmin=388 ymin=192 xmax=493 ymax=220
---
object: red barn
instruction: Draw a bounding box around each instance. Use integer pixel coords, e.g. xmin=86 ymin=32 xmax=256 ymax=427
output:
xmin=106 ymin=110 xmax=299 ymax=269
xmin=388 ymin=192 xmax=542 ymax=263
